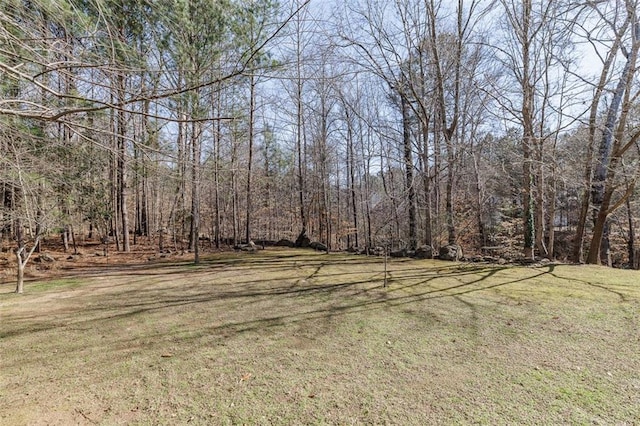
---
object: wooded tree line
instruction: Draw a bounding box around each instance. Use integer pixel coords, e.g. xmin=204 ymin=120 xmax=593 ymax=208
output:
xmin=2 ymin=0 xmax=640 ymax=291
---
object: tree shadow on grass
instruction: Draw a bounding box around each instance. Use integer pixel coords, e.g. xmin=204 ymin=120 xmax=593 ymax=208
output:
xmin=112 ymin=265 xmax=556 ymax=347
xmin=546 ymin=267 xmax=631 ymax=302
xmin=0 ymin=255 xmax=556 ymax=346
xmin=6 ymin=250 xmax=383 ymax=287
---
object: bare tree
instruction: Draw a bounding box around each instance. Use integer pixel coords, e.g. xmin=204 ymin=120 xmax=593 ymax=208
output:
xmin=492 ymin=0 xmax=575 ymax=259
xmin=587 ymin=48 xmax=640 ymax=263
xmin=571 ymin=1 xmax=635 ymax=263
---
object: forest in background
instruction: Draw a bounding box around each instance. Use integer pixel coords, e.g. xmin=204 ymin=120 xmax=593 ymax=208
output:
xmin=3 ymin=0 xmax=640 ymax=293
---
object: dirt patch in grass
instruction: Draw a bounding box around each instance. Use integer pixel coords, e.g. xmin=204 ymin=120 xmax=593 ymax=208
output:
xmin=1 ymin=249 xmax=639 ymax=424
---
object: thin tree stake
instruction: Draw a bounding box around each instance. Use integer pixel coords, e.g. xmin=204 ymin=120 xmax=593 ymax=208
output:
xmin=384 ymin=247 xmax=388 ymax=288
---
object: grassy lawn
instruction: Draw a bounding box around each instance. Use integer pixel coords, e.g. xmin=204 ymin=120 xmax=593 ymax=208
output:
xmin=1 ymin=249 xmax=639 ymax=425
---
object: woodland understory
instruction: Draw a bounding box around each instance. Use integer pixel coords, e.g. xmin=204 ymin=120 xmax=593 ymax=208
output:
xmin=3 ymin=0 xmax=640 ymax=292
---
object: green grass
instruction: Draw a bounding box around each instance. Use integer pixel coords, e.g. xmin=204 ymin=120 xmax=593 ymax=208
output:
xmin=1 ymin=249 xmax=639 ymax=425
xmin=24 ymin=278 xmax=83 ymax=293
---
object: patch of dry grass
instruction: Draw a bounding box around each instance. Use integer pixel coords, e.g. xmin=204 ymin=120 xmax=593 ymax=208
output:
xmin=1 ymin=249 xmax=639 ymax=425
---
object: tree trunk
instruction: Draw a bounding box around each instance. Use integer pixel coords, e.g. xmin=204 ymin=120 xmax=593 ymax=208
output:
xmin=521 ymin=0 xmax=536 ymax=261
xmin=347 ymin=108 xmax=359 ymax=248
xmin=245 ymin=74 xmax=256 ymax=244
xmin=141 ymin=176 xmax=149 ymax=237
xmin=70 ymin=225 xmax=77 ymax=255
xmin=547 ymin=173 xmax=557 ymax=259
xmin=16 ymin=256 xmax=25 ymax=294
xmin=627 ymin=193 xmax=636 ymax=268
xmin=179 ymin=119 xmax=187 ymax=251
xmin=472 ymin=150 xmax=485 ymax=248
xmin=134 ymin=136 xmax=141 ymax=243
xmin=572 ymin=5 xmax=630 ymax=263
xmin=190 ymin=120 xmax=201 ymax=264
xmin=15 ymin=215 xmax=25 ymax=294
xmin=433 ymin=117 xmax=441 ymax=248
xmin=62 ymin=226 xmax=69 ymax=252
xmin=588 ymin=19 xmax=639 ymax=263
xmin=421 ymin=122 xmax=433 ymax=248
xmin=117 ymin=74 xmax=130 ymax=253
xmin=362 ymin=141 xmax=373 ymax=249
xmin=119 ymin=131 xmax=130 ymax=253
xmin=214 ymin=151 xmax=221 ymax=249
xmin=295 ymin=8 xmax=307 ymax=241
xmin=401 ymin=93 xmax=417 ymax=250
xmin=587 ymin=186 xmax=613 ymax=265
xmin=109 ymin=100 xmax=121 ymax=251
xmin=232 ymin=136 xmax=239 ymax=246
xmin=141 ymin=99 xmax=151 ymax=237
xmin=445 ymin=132 xmax=456 ymax=245
xmin=573 ymin=189 xmax=590 ymax=263
xmin=534 ymin=144 xmax=547 ymax=257
xmin=296 ymin=88 xmax=307 ymax=238
xmin=214 ymin=91 xmax=222 ymax=249
xmin=523 ymin=165 xmax=535 ymax=260
xmin=14 ymin=216 xmax=40 ymax=294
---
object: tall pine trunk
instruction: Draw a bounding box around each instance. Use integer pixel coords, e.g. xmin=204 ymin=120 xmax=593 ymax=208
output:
xmin=190 ymin=119 xmax=201 ymax=264
xmin=421 ymin=122 xmax=433 ymax=248
xmin=401 ymin=93 xmax=417 ymax=250
xmin=534 ymin=144 xmax=547 ymax=257
xmin=117 ymin=73 xmax=130 ymax=252
xmin=346 ymin=107 xmax=359 ymax=248
xmin=245 ymin=75 xmax=256 ymax=244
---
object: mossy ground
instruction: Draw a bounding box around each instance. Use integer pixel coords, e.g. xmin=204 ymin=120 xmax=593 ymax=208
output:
xmin=1 ymin=249 xmax=639 ymax=424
